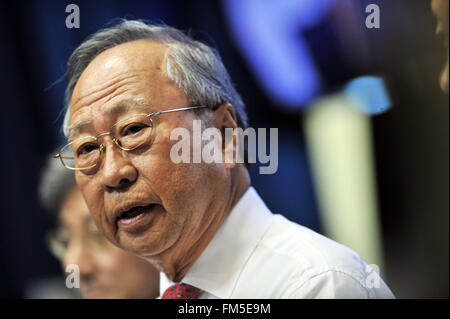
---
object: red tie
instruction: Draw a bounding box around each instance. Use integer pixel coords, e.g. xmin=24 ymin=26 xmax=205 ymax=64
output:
xmin=161 ymin=283 xmax=200 ymax=299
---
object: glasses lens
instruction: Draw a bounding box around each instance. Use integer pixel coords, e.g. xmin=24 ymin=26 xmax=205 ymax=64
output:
xmin=112 ymin=114 xmax=153 ymax=150
xmin=62 ymin=136 xmax=99 ymax=170
xmin=59 ymin=143 xmax=77 ymax=169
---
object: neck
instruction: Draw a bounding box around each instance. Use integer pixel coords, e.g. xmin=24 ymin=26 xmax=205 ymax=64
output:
xmin=150 ymin=165 xmax=251 ymax=282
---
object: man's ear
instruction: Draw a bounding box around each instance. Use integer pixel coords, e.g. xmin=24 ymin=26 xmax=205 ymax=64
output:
xmin=213 ymin=103 xmax=238 ymax=169
xmin=213 ymin=103 xmax=238 ymax=130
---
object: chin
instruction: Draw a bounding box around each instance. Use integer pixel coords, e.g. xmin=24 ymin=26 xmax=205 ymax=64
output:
xmin=119 ymin=226 xmax=182 ymax=258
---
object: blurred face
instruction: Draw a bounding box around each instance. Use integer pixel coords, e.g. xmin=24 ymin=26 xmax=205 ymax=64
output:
xmin=69 ymin=40 xmax=233 ymax=279
xmin=432 ymin=0 xmax=449 ymax=94
xmin=60 ymin=188 xmax=160 ymax=299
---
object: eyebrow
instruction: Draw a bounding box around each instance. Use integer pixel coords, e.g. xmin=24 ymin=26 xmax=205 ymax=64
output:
xmin=69 ymin=98 xmax=150 ymax=140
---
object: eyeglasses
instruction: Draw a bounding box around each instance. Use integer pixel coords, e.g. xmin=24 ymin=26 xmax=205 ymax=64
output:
xmin=55 ymin=105 xmax=207 ymax=172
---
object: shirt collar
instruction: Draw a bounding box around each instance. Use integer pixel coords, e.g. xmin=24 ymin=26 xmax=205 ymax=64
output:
xmin=167 ymin=186 xmax=274 ymax=298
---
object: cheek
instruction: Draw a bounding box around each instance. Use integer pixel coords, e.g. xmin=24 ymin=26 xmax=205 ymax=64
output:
xmin=144 ymin=123 xmax=228 ymax=208
xmin=133 ymin=139 xmax=213 ymax=233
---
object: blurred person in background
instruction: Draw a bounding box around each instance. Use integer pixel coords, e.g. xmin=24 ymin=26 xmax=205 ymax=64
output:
xmin=40 ymin=153 xmax=160 ymax=299
xmin=431 ymin=0 xmax=449 ymax=94
xmin=56 ymin=20 xmax=394 ymax=298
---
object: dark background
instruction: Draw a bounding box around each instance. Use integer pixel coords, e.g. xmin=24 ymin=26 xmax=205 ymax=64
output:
xmin=0 ymin=0 xmax=448 ymax=298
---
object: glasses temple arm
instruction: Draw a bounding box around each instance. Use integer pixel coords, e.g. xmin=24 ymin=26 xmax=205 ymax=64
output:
xmin=148 ymin=105 xmax=207 ymax=117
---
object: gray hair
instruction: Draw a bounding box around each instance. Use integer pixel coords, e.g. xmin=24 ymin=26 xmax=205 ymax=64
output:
xmin=39 ymin=152 xmax=77 ymax=213
xmin=62 ymin=19 xmax=247 ymax=138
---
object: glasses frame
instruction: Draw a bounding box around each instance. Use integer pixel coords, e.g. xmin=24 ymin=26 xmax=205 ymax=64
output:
xmin=55 ymin=105 xmax=207 ymax=171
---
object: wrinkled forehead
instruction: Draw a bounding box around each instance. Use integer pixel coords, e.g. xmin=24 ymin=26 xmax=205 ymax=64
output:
xmin=68 ymin=39 xmax=186 ymax=138
xmin=70 ymin=39 xmax=170 ymax=118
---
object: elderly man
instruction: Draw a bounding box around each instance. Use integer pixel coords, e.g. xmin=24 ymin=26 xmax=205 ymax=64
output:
xmin=55 ymin=20 xmax=394 ymax=298
xmin=40 ymin=153 xmax=160 ymax=299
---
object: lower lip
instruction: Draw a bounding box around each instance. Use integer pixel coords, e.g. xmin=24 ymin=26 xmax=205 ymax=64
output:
xmin=117 ymin=205 xmax=156 ymax=232
xmin=118 ymin=211 xmax=147 ymax=226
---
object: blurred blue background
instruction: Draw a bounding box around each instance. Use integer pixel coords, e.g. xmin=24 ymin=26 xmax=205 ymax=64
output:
xmin=0 ymin=0 xmax=447 ymax=298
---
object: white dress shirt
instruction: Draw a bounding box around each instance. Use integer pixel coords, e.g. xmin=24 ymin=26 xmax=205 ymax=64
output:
xmin=160 ymin=187 xmax=395 ymax=298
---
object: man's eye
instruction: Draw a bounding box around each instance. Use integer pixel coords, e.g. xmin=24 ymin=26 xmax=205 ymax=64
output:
xmin=122 ymin=123 xmax=148 ymax=136
xmin=77 ymin=143 xmax=99 ymax=156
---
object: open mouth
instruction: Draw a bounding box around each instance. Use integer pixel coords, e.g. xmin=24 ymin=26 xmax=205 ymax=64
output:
xmin=116 ymin=204 xmax=156 ymax=228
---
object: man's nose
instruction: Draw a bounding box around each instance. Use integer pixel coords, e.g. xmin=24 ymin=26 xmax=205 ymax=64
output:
xmin=63 ymin=241 xmax=97 ymax=277
xmin=101 ymin=142 xmax=137 ymax=191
